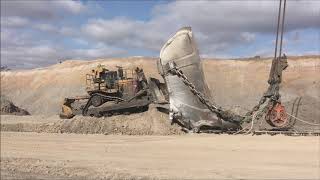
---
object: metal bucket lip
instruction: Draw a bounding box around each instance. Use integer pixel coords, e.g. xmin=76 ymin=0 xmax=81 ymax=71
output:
xmin=160 ymin=27 xmax=194 ymax=59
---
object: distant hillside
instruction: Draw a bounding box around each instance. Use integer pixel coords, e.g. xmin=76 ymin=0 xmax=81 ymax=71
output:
xmin=1 ymin=56 xmax=319 ymax=121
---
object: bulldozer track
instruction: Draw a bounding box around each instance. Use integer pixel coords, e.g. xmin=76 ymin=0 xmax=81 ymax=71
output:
xmin=82 ymin=92 xmax=125 ymax=116
xmin=82 ymin=92 xmax=151 ymax=118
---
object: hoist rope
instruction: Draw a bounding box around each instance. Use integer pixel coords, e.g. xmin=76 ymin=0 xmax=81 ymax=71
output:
xmin=274 ymin=0 xmax=282 ymax=59
xmin=279 ymin=0 xmax=287 ymax=57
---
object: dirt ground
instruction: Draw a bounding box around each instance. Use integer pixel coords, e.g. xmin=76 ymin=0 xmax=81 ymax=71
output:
xmin=1 ymin=132 xmax=319 ymax=179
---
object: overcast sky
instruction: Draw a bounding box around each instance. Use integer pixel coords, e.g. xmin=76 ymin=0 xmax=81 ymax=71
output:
xmin=1 ymin=0 xmax=319 ymax=69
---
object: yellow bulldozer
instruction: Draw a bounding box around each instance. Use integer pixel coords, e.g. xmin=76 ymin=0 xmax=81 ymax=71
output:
xmin=60 ymin=64 xmax=168 ymax=119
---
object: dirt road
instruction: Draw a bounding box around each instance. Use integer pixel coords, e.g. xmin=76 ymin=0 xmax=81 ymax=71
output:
xmin=1 ymin=132 xmax=319 ymax=179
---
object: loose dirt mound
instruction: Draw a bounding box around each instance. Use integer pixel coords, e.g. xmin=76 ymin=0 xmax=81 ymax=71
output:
xmin=1 ymin=96 xmax=30 ymax=115
xmin=1 ymin=107 xmax=184 ymax=135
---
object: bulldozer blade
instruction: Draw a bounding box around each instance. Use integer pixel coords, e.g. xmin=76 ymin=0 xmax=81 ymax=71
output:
xmin=59 ymin=96 xmax=88 ymax=119
xmin=60 ymin=98 xmax=75 ymax=119
xmin=158 ymin=27 xmax=240 ymax=131
xmin=60 ymin=104 xmax=75 ymax=119
xmin=148 ymin=77 xmax=168 ymax=104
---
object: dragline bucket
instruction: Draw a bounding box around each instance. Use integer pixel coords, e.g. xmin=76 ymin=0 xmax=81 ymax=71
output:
xmin=157 ymin=27 xmax=239 ymax=131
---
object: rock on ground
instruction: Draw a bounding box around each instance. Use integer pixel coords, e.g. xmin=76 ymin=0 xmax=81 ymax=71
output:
xmin=1 ymin=96 xmax=30 ymax=116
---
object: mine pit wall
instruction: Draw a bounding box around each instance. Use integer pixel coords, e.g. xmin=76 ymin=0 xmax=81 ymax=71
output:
xmin=1 ymin=56 xmax=319 ymax=121
xmin=203 ymin=57 xmax=320 ymax=113
xmin=0 ymin=58 xmax=160 ymax=115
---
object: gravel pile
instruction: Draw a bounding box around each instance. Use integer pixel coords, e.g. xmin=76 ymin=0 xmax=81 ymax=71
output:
xmin=1 ymin=107 xmax=184 ymax=135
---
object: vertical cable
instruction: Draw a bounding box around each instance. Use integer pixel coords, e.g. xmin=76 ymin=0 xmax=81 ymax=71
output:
xmin=279 ymin=0 xmax=287 ymax=57
xmin=274 ymin=0 xmax=282 ymax=59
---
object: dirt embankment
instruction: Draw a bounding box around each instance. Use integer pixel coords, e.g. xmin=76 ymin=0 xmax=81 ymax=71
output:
xmin=0 ymin=58 xmax=161 ymax=115
xmin=0 ymin=55 xmax=319 ymax=133
xmin=1 ymin=56 xmax=319 ymax=116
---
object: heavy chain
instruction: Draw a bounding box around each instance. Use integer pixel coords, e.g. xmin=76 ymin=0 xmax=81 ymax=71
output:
xmin=171 ymin=68 xmax=221 ymax=113
xmin=168 ymin=66 xmax=244 ymax=123
xmin=168 ymin=64 xmax=298 ymax=130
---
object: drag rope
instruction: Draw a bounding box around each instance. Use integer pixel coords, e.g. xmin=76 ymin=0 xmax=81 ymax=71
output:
xmin=233 ymin=111 xmax=258 ymax=135
xmin=244 ymin=111 xmax=257 ymax=134
xmin=286 ymin=113 xmax=320 ymax=126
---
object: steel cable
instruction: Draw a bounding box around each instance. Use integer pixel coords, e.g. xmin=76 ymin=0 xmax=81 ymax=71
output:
xmin=286 ymin=113 xmax=320 ymax=126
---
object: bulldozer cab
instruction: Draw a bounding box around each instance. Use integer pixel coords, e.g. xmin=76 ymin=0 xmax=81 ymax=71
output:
xmin=117 ymin=67 xmax=145 ymax=98
xmin=85 ymin=65 xmax=145 ymax=98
